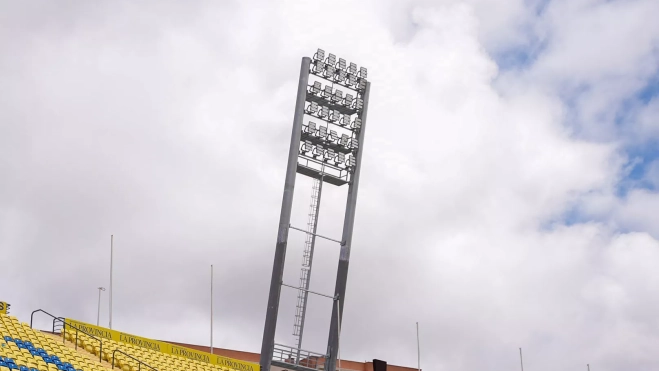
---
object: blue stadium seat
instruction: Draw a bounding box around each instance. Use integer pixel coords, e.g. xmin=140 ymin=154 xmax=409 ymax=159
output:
xmin=19 ymin=365 xmax=28 ymax=371
xmin=2 ymin=337 xmax=12 ymax=342
xmin=30 ymin=368 xmax=39 ymax=371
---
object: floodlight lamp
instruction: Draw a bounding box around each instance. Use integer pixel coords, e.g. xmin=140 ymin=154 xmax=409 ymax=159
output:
xmin=351 ymin=138 xmax=359 ymax=149
xmin=352 ymin=118 xmax=362 ymax=130
xmin=348 ymin=74 xmax=357 ymax=86
xmin=358 ymin=78 xmax=367 ymax=91
xmin=338 ymin=58 xmax=346 ymax=70
xmin=347 ymin=155 xmax=356 ymax=167
xmin=307 ymin=101 xmax=319 ymax=114
xmin=303 ymin=140 xmax=313 ymax=152
xmin=334 ymin=90 xmax=343 ymax=103
xmin=324 ymin=85 xmax=333 ymax=98
xmin=330 ymin=109 xmax=340 ymax=122
xmin=326 ymin=148 xmax=336 ymax=159
xmin=312 ymin=81 xmax=321 ymax=94
xmin=320 ymin=106 xmax=329 ymax=118
xmin=315 ymin=60 xmax=325 ymax=73
xmin=327 ymin=53 xmax=336 ymax=66
xmin=340 ymin=134 xmax=349 ymax=146
xmin=337 ymin=70 xmax=347 ymax=83
xmin=345 ymin=94 xmax=353 ymax=107
xmin=359 ymin=67 xmax=367 ymax=79
xmin=348 ymin=62 xmax=357 ymax=75
xmin=319 ymin=125 xmax=328 ymax=137
xmin=315 ymin=49 xmax=325 ymax=61
xmin=337 ymin=152 xmax=345 ymax=164
xmin=341 ymin=114 xmax=351 ymax=126
xmin=355 ymin=98 xmax=364 ymax=111
xmin=329 ymin=130 xmax=338 ymax=142
xmin=315 ymin=144 xmax=325 ymax=156
xmin=308 ymin=121 xmax=318 ymax=134
xmin=326 ymin=66 xmax=336 ymax=78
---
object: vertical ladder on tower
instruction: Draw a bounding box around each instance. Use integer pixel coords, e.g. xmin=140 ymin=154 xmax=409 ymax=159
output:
xmin=293 ymin=177 xmax=322 ymax=353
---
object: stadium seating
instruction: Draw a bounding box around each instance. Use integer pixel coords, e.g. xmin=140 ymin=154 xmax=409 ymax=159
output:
xmin=60 ymin=325 xmax=236 ymax=371
xmin=0 ymin=314 xmax=105 ymax=371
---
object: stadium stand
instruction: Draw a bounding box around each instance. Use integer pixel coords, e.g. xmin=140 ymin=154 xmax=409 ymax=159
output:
xmin=0 ymin=314 xmax=105 ymax=371
xmin=3 ymin=312 xmax=417 ymax=371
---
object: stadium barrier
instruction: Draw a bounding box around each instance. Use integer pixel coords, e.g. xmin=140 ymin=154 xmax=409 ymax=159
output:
xmin=64 ymin=319 xmax=258 ymax=371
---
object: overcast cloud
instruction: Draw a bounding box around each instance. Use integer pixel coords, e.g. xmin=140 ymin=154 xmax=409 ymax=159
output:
xmin=2 ymin=1 xmax=659 ymax=370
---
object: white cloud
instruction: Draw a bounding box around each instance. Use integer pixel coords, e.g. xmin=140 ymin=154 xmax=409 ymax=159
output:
xmin=1 ymin=1 xmax=659 ymax=371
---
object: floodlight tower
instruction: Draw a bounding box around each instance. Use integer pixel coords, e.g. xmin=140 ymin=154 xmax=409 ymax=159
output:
xmin=260 ymin=49 xmax=371 ymax=371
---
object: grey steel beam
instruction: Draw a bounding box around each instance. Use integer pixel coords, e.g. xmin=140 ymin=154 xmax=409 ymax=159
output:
xmin=325 ymin=81 xmax=371 ymax=371
xmin=289 ymin=225 xmax=343 ymax=245
xmin=260 ymin=56 xmax=311 ymax=371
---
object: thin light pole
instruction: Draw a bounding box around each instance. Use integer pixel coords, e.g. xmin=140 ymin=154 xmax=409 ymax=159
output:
xmin=519 ymin=348 xmax=524 ymax=371
xmin=210 ymin=264 xmax=214 ymax=354
xmin=587 ymin=364 xmax=590 ymax=371
xmin=97 ymin=287 xmax=105 ymax=326
xmin=109 ymin=235 xmax=113 ymax=329
xmin=416 ymin=322 xmax=421 ymax=371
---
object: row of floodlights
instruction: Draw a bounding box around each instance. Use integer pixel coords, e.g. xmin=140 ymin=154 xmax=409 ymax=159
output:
xmin=313 ymin=49 xmax=367 ymax=90
xmin=307 ymin=102 xmax=363 ymax=128
xmin=301 ymin=141 xmax=357 ymax=168
xmin=309 ymin=81 xmax=364 ymax=111
xmin=305 ymin=122 xmax=359 ymax=150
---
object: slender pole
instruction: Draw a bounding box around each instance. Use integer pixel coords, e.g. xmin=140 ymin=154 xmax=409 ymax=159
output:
xmin=519 ymin=348 xmax=524 ymax=371
xmin=587 ymin=364 xmax=590 ymax=371
xmin=97 ymin=287 xmax=105 ymax=326
xmin=260 ymin=57 xmax=311 ymax=371
xmin=210 ymin=264 xmax=214 ymax=354
xmin=416 ymin=322 xmax=421 ymax=371
xmin=109 ymin=235 xmax=113 ymax=329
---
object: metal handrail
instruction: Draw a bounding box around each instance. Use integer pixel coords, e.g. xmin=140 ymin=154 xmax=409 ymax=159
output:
xmin=112 ymin=349 xmax=158 ymax=371
xmin=30 ymin=309 xmax=103 ymax=362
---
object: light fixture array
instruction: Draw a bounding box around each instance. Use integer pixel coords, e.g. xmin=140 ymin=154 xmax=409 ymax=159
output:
xmin=298 ymin=48 xmax=367 ymax=176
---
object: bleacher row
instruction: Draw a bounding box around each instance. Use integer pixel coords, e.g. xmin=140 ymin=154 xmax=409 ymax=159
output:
xmin=1 ymin=314 xmax=239 ymax=371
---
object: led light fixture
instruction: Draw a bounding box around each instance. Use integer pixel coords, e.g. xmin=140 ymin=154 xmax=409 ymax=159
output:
xmin=312 ymin=81 xmax=321 ymax=94
xmin=359 ymin=67 xmax=367 ymax=79
xmin=340 ymin=134 xmax=349 ymax=147
xmin=341 ymin=114 xmax=350 ymax=126
xmin=348 ymin=62 xmax=357 ymax=75
xmin=318 ymin=125 xmax=328 ymax=138
xmin=315 ymin=144 xmax=324 ymax=156
xmin=329 ymin=130 xmax=338 ymax=142
xmin=338 ymin=58 xmax=346 ymax=70
xmin=330 ymin=109 xmax=340 ymax=122
xmin=307 ymin=101 xmax=318 ymax=114
xmin=345 ymin=94 xmax=353 ymax=107
xmin=315 ymin=49 xmax=325 ymax=61
xmin=308 ymin=121 xmax=317 ymax=134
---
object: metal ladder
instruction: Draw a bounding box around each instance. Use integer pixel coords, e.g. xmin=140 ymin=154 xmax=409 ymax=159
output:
xmin=293 ymin=176 xmax=323 ymax=355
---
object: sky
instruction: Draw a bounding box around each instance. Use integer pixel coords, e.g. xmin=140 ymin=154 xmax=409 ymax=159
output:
xmin=1 ymin=0 xmax=659 ymax=370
